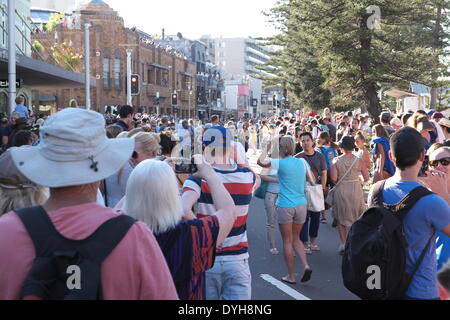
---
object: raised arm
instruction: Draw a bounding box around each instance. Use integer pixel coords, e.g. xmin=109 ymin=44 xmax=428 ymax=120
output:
xmin=257 ymin=140 xmax=272 ymax=168
xmin=192 ymin=155 xmax=237 ymax=248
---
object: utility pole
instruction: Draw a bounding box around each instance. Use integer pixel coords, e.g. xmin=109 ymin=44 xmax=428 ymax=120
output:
xmin=187 ymin=79 xmax=192 ymax=119
xmin=156 ymin=91 xmax=160 ymax=115
xmin=126 ymin=49 xmax=133 ymax=106
xmin=7 ymin=0 xmax=16 ymax=116
xmin=84 ymin=23 xmax=91 ymax=110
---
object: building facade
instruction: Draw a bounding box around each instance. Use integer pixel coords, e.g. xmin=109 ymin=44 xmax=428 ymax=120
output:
xmin=211 ymin=37 xmax=275 ymax=118
xmin=155 ymin=36 xmax=224 ymax=120
xmin=32 ymin=0 xmax=196 ymax=116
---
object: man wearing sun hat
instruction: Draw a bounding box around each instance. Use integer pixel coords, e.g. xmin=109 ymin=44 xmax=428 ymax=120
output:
xmin=0 ymin=108 xmax=178 ymax=300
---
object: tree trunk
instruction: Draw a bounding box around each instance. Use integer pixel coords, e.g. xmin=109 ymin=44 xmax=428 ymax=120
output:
xmin=364 ymin=82 xmax=382 ymax=124
xmin=359 ymin=15 xmax=382 ymax=123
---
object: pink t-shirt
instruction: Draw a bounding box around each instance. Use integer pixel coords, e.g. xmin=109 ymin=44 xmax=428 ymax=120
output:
xmin=0 ymin=203 xmax=179 ymax=300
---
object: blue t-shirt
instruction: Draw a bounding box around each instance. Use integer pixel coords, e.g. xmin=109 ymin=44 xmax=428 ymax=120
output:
xmin=437 ymin=232 xmax=450 ymax=271
xmin=14 ymin=104 xmax=29 ymax=118
xmin=382 ymin=178 xmax=450 ymax=299
xmin=318 ymin=146 xmax=337 ymax=171
xmin=270 ymin=157 xmax=310 ymax=208
xmin=373 ymin=136 xmax=396 ymax=175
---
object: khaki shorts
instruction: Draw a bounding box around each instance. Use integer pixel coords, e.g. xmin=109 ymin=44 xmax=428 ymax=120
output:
xmin=276 ymin=205 xmax=307 ymax=225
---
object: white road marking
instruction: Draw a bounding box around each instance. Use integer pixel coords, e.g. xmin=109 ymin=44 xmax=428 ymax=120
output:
xmin=260 ymin=274 xmax=312 ymax=300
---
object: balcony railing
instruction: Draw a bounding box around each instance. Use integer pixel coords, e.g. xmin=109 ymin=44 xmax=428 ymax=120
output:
xmin=146 ymin=84 xmax=171 ymax=98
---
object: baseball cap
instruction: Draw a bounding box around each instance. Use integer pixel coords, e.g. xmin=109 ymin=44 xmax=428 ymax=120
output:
xmin=390 ymin=127 xmax=428 ymax=162
xmin=416 ymin=117 xmax=435 ymax=132
xmin=202 ymin=126 xmax=231 ymax=147
xmin=380 ymin=112 xmax=391 ymax=122
xmin=427 ymin=109 xmax=436 ymax=117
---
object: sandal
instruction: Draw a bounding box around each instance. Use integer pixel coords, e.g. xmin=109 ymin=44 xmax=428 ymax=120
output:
xmin=311 ymin=245 xmax=321 ymax=252
xmin=282 ymin=276 xmax=296 ymax=285
xmin=300 ymin=269 xmax=313 ymax=283
xmin=269 ymin=248 xmax=279 ymax=255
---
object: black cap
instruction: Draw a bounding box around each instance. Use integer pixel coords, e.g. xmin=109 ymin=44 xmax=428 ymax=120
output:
xmin=390 ymin=127 xmax=428 ymax=161
xmin=380 ymin=112 xmax=391 ymax=123
xmin=338 ymin=136 xmax=356 ymax=151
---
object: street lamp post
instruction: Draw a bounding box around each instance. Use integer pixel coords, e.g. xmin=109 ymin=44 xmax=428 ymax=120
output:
xmin=126 ymin=49 xmax=133 ymax=106
xmin=7 ymin=0 xmax=16 ymax=116
xmin=187 ymin=80 xmax=192 ymax=119
xmin=84 ymin=23 xmax=91 ymax=110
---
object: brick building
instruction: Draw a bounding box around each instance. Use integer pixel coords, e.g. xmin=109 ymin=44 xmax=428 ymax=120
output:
xmin=32 ymin=0 xmax=196 ymax=116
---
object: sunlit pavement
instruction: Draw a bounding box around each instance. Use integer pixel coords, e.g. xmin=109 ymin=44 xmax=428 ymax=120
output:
xmin=246 ymin=149 xmax=359 ymax=300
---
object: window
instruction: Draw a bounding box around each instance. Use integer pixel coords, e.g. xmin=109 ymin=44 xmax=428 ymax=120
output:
xmin=103 ymin=58 xmax=111 ymax=90
xmin=114 ymin=59 xmax=121 ymax=90
xmin=148 ymin=67 xmax=155 ymax=85
xmin=1 ymin=11 xmax=5 ymax=47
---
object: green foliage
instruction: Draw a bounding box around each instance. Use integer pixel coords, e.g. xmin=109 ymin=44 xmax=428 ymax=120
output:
xmin=45 ymin=12 xmax=66 ymax=32
xmin=262 ymin=0 xmax=450 ymax=120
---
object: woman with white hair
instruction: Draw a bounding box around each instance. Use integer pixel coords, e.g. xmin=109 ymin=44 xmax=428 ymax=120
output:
xmin=124 ymin=155 xmax=236 ymax=300
xmin=104 ymin=131 xmax=160 ymax=208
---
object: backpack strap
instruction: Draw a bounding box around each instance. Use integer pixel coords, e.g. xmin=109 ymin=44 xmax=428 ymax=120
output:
xmin=405 ymin=230 xmax=436 ymax=297
xmin=390 ymin=186 xmax=433 ymax=220
xmin=15 ymin=206 xmax=61 ymax=256
xmin=370 ymin=180 xmax=386 ymax=207
xmin=82 ymin=214 xmax=137 ymax=262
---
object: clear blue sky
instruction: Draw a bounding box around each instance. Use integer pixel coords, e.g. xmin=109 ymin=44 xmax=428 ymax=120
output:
xmin=105 ymin=0 xmax=278 ymax=39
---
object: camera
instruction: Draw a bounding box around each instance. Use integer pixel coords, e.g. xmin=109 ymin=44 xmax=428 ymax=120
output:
xmin=418 ymin=155 xmax=429 ymax=177
xmin=174 ymin=158 xmax=198 ymax=174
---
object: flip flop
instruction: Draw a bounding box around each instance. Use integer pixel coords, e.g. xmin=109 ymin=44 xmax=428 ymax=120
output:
xmin=281 ymin=276 xmax=296 ymax=285
xmin=300 ymin=269 xmax=312 ymax=283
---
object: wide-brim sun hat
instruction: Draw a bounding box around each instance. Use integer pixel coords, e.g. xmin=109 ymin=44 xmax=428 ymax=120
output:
xmin=10 ymin=108 xmax=135 ymax=188
xmin=439 ymin=118 xmax=450 ymax=129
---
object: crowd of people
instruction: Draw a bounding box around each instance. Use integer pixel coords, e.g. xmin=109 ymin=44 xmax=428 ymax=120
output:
xmin=0 ymin=99 xmax=450 ymax=300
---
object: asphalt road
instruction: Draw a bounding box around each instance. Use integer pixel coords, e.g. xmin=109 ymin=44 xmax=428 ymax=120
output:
xmin=246 ymin=151 xmax=359 ymax=300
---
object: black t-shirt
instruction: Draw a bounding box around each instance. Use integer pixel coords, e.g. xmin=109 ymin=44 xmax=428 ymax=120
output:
xmin=295 ymin=143 xmax=303 ymax=155
xmin=296 ymin=150 xmax=327 ymax=183
xmin=327 ymin=124 xmax=337 ymax=142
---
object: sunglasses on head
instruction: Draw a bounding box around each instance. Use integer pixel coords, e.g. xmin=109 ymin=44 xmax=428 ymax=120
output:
xmin=429 ymin=157 xmax=450 ymax=168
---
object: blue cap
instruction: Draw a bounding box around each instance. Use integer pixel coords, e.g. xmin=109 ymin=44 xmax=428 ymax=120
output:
xmin=427 ymin=109 xmax=436 ymax=117
xmin=202 ymin=126 xmax=231 ymax=147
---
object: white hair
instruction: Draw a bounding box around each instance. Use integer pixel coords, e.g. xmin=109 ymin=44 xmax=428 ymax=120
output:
xmin=125 ymin=159 xmax=183 ymax=234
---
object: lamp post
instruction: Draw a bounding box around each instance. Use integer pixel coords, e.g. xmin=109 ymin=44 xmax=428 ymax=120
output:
xmin=7 ymin=0 xmax=16 ymax=116
xmin=187 ymin=79 xmax=192 ymax=119
xmin=84 ymin=23 xmax=91 ymax=110
xmin=126 ymin=49 xmax=133 ymax=106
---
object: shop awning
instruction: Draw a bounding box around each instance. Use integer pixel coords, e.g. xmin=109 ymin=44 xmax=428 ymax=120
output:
xmin=0 ymin=49 xmax=96 ymax=89
xmin=147 ymin=62 xmax=171 ymax=70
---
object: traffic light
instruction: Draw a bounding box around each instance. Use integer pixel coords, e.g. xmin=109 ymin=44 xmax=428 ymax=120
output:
xmin=172 ymin=93 xmax=178 ymax=106
xmin=131 ymin=74 xmax=140 ymax=95
xmin=272 ymin=95 xmax=276 ymax=106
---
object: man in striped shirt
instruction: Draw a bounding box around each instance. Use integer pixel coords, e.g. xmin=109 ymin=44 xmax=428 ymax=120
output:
xmin=182 ymin=126 xmax=260 ymax=300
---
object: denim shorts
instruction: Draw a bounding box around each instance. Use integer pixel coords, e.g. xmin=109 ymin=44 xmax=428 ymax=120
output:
xmin=205 ymin=259 xmax=251 ymax=300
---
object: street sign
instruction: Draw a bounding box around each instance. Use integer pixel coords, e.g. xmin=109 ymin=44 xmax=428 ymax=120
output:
xmin=0 ymin=79 xmax=21 ymax=89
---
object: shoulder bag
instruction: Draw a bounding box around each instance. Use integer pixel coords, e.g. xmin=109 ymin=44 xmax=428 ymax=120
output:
xmin=301 ymin=158 xmax=325 ymax=212
xmin=325 ymin=156 xmax=359 ymax=207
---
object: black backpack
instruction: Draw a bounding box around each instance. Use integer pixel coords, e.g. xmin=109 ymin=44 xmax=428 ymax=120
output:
xmin=15 ymin=206 xmax=136 ymax=300
xmin=342 ymin=181 xmax=436 ymax=300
